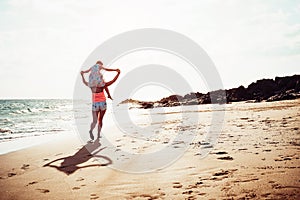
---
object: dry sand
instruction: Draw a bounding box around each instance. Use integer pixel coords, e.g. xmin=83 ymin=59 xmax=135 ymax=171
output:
xmin=0 ymin=99 xmax=299 ymax=200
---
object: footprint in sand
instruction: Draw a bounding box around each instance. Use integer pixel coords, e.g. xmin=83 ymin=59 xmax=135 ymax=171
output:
xmin=130 ymin=193 xmax=161 ymax=199
xmin=274 ymin=158 xmax=283 ymax=161
xmin=263 ymin=149 xmax=272 ymax=152
xmin=213 ymin=169 xmax=233 ymax=176
xmin=90 ymin=193 xmax=99 ymax=199
xmin=36 ymin=188 xmax=50 ymax=193
xmin=283 ymin=157 xmax=292 ymax=160
xmin=202 ymin=145 xmax=213 ymax=149
xmin=21 ymin=164 xmax=30 ymax=170
xmin=182 ymin=190 xmax=193 ymax=194
xmin=26 ymin=181 xmax=38 ymax=186
xmin=217 ymin=156 xmax=234 ymax=160
xmin=261 ymin=192 xmax=271 ymax=197
xmin=214 ymin=151 xmax=228 ymax=155
xmin=76 ymin=177 xmax=84 ymax=182
xmin=173 ymin=182 xmax=183 ymax=188
xmin=235 ymin=177 xmax=259 ymax=183
xmin=7 ymin=172 xmax=16 ymax=177
xmin=196 ymin=181 xmax=203 ymax=186
xmin=72 ymin=187 xmax=80 ymax=190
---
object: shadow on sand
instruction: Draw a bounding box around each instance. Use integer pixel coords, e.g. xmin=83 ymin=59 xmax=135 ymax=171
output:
xmin=43 ymin=138 xmax=112 ymax=175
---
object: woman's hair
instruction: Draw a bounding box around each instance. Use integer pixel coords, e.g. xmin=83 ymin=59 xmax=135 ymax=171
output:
xmin=96 ymin=60 xmax=103 ymax=65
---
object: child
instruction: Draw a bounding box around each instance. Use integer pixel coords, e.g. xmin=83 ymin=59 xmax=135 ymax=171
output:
xmin=81 ymin=60 xmax=114 ymax=99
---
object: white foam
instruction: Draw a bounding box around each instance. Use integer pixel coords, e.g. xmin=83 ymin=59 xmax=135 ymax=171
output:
xmin=0 ymin=131 xmax=74 ymax=155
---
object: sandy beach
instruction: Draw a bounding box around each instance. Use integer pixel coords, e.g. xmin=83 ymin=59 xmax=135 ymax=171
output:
xmin=0 ymin=99 xmax=299 ymax=200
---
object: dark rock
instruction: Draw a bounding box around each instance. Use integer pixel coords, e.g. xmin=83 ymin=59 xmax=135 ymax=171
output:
xmin=209 ymin=90 xmax=227 ymax=104
xmin=185 ymin=99 xmax=199 ymax=105
xmin=141 ymin=102 xmax=154 ymax=109
xmin=158 ymin=95 xmax=183 ymax=104
xmin=120 ymin=74 xmax=300 ymax=109
xmin=119 ymin=99 xmax=141 ymax=104
xmin=275 ymin=75 xmax=300 ymax=93
xmin=183 ymin=92 xmax=204 ymax=100
xmin=227 ymin=86 xmax=249 ymax=102
xmin=199 ymin=94 xmax=211 ymax=104
xmin=247 ymin=78 xmax=278 ymax=100
xmin=267 ymin=90 xmax=299 ymax=102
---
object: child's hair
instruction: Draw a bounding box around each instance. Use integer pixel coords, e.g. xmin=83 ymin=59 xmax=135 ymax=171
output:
xmin=96 ymin=60 xmax=103 ymax=65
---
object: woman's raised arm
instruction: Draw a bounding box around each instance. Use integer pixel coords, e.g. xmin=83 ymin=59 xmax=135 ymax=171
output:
xmin=81 ymin=67 xmax=91 ymax=74
xmin=80 ymin=72 xmax=88 ymax=86
xmin=102 ymin=66 xmax=119 ymax=72
xmin=105 ymin=69 xmax=121 ymax=87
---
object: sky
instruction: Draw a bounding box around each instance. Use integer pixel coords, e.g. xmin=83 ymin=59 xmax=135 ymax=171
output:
xmin=0 ymin=0 xmax=300 ymax=100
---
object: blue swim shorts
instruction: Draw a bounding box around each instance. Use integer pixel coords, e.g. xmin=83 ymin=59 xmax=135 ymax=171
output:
xmin=92 ymin=101 xmax=107 ymax=111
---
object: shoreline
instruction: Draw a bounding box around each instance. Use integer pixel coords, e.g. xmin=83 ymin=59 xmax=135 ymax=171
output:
xmin=0 ymin=99 xmax=297 ymax=155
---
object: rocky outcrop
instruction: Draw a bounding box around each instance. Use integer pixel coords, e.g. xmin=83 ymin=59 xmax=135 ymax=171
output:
xmin=120 ymin=75 xmax=300 ymax=109
xmin=226 ymin=86 xmax=250 ymax=102
xmin=266 ymin=89 xmax=300 ymax=102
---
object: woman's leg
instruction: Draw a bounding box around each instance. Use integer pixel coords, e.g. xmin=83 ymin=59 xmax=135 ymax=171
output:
xmin=89 ymin=110 xmax=99 ymax=140
xmin=97 ymin=109 xmax=106 ymax=138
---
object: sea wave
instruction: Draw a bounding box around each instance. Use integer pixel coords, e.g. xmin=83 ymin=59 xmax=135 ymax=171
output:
xmin=0 ymin=128 xmax=12 ymax=133
xmin=0 ymin=99 xmax=74 ymax=142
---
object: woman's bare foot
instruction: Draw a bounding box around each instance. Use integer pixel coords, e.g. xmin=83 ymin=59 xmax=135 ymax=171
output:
xmin=89 ymin=130 xmax=94 ymax=140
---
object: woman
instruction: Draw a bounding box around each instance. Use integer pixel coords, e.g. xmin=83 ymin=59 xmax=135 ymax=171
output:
xmin=80 ymin=64 xmax=120 ymax=140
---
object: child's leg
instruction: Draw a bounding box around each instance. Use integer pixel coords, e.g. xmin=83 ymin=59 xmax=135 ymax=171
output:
xmin=105 ymin=86 xmax=112 ymax=100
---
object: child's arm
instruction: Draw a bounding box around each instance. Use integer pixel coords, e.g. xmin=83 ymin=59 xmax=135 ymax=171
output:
xmin=80 ymin=72 xmax=88 ymax=86
xmin=81 ymin=67 xmax=91 ymax=74
xmin=105 ymin=87 xmax=113 ymax=100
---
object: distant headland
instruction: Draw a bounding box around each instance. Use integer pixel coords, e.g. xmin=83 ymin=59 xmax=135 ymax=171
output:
xmin=120 ymin=74 xmax=300 ymax=109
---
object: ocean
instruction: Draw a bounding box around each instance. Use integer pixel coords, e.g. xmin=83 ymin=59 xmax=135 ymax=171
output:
xmin=0 ymin=99 xmax=74 ymax=142
xmin=0 ymin=99 xmax=121 ymax=154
